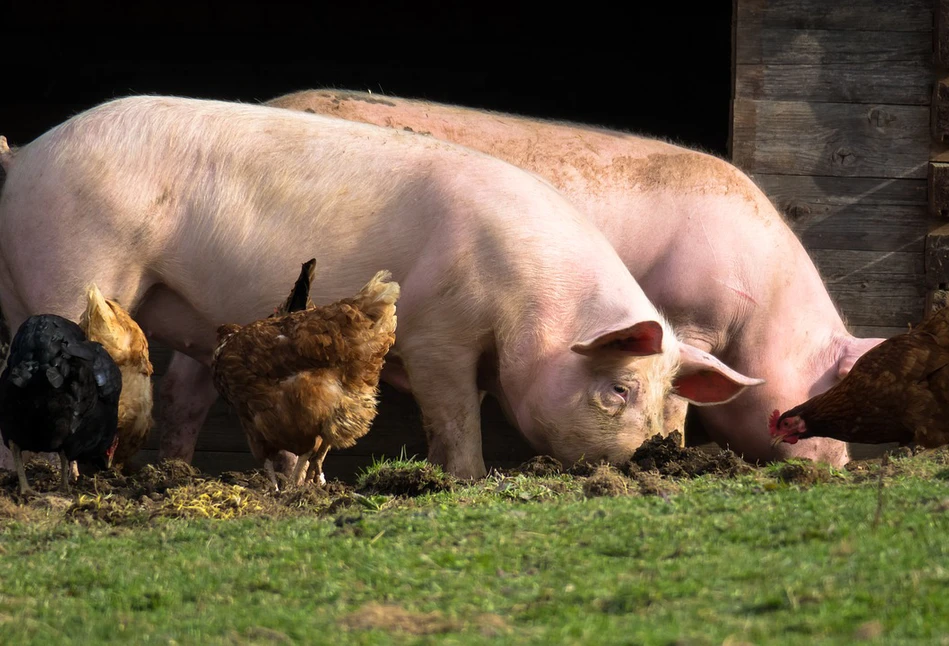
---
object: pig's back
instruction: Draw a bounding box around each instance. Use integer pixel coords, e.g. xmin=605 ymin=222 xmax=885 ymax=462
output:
xmin=1 ymin=95 xmax=634 ymax=322
xmin=268 ymin=90 xmax=788 ymax=271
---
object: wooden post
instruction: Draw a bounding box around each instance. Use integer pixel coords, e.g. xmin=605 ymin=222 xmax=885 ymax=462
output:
xmin=934 ymin=78 xmax=949 ymax=143
xmin=929 ymin=1 xmax=949 ymax=311
xmin=937 ymin=0 xmax=949 ymax=67
xmin=925 ymin=223 xmax=949 ymax=313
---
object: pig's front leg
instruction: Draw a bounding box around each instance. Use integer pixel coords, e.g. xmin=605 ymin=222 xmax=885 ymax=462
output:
xmin=157 ymin=352 xmax=221 ymax=463
xmin=404 ymin=346 xmax=487 ymax=480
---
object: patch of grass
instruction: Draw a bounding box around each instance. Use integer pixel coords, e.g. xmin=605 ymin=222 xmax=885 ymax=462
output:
xmin=1 ymin=450 xmax=948 ymax=644
xmin=355 ymin=454 xmax=456 ymax=497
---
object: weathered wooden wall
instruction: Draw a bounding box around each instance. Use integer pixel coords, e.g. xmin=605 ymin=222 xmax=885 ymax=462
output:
xmin=732 ymin=0 xmax=940 ymax=339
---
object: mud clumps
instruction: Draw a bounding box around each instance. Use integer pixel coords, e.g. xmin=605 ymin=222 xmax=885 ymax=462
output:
xmin=132 ymin=459 xmax=202 ymax=496
xmin=629 ymin=470 xmax=681 ymax=498
xmin=357 ymin=462 xmax=456 ymax=497
xmin=565 ymin=458 xmax=607 ymax=477
xmin=625 ymin=432 xmax=754 ymax=478
xmin=583 ymin=465 xmax=634 ymax=498
xmin=515 ymin=455 xmax=563 ymax=477
xmin=774 ymin=461 xmax=833 ymax=487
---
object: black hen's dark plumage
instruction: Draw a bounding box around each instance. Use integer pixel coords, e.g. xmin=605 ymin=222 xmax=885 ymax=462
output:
xmin=0 ymin=315 xmax=123 ymax=490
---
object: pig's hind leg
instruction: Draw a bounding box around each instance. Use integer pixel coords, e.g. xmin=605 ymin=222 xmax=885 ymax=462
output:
xmin=157 ymin=352 xmax=221 ymax=463
xmin=401 ymin=342 xmax=487 ymax=480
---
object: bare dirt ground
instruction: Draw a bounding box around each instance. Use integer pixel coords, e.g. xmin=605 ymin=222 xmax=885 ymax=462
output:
xmin=0 ymin=431 xmax=918 ymax=526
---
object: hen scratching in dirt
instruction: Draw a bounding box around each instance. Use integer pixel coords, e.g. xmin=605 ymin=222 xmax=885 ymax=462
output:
xmin=0 ymin=314 xmax=122 ymax=494
xmin=79 ymin=284 xmax=155 ymax=468
xmin=211 ymin=265 xmax=399 ymax=491
xmin=770 ymin=305 xmax=949 ymax=449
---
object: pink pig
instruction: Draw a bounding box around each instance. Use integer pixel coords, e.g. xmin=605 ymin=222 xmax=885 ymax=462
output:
xmin=0 ymin=96 xmax=760 ymax=478
xmin=263 ymin=88 xmax=889 ymax=467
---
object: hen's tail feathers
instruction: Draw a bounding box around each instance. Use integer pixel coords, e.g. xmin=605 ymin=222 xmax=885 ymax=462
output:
xmin=79 ymin=283 xmax=153 ymax=374
xmin=79 ymin=283 xmax=121 ymax=348
xmin=277 ymin=258 xmax=317 ymax=316
xmin=354 ymin=270 xmax=401 ymax=329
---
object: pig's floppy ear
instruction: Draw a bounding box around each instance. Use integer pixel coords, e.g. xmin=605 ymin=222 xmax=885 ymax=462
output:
xmin=672 ymin=344 xmax=765 ymax=405
xmin=571 ymin=320 xmax=664 ymax=357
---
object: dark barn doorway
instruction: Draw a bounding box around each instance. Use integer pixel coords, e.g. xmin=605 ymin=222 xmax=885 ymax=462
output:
xmin=3 ymin=3 xmax=733 ymax=155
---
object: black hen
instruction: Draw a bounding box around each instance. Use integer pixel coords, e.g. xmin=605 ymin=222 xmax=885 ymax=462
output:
xmin=0 ymin=314 xmax=123 ymax=494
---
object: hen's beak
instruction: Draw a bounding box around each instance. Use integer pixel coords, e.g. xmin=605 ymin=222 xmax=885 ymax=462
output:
xmin=770 ymin=433 xmax=789 ymax=448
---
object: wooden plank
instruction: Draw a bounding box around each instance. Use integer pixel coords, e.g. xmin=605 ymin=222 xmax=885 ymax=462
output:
xmin=789 ymin=204 xmax=930 ymax=252
xmin=752 ymin=174 xmax=928 ymax=205
xmin=752 ymin=174 xmax=933 ymax=251
xmin=736 ymin=28 xmax=932 ymax=65
xmin=829 ymin=289 xmax=924 ymax=327
xmin=811 ymin=249 xmax=925 ymax=277
xmin=732 ymin=99 xmax=931 ymax=179
xmin=728 ymin=0 xmax=739 ymax=160
xmin=810 ymin=249 xmax=926 ymax=327
xmin=925 ymin=222 xmax=949 ymax=285
xmin=929 ymin=161 xmax=949 ymax=216
xmin=849 ymin=325 xmax=912 ymax=338
xmin=938 ymin=0 xmax=949 ymax=67
xmin=735 ymin=62 xmax=931 ymax=104
xmin=736 ymin=0 xmax=934 ymax=32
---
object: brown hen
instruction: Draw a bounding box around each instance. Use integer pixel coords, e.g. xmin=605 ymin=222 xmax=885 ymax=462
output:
xmin=770 ymin=305 xmax=949 ymax=449
xmin=78 ymin=283 xmax=154 ymax=468
xmin=211 ymin=268 xmax=399 ymax=490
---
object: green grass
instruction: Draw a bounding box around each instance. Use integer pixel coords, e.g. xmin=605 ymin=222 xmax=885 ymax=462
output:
xmin=2 ymin=453 xmax=949 ymax=645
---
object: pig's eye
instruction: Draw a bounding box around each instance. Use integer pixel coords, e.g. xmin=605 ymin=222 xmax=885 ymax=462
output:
xmin=612 ymin=384 xmax=630 ymax=400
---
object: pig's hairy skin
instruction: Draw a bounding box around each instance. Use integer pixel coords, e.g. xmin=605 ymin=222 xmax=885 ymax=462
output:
xmin=263 ymin=88 xmax=891 ymax=467
xmin=0 ymin=95 xmax=741 ymax=478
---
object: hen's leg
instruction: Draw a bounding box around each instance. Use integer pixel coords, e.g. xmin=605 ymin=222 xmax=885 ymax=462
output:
xmin=10 ymin=442 xmax=34 ymax=495
xmin=402 ymin=344 xmax=485 ymax=480
xmin=305 ymin=440 xmax=332 ymax=486
xmin=157 ymin=352 xmax=220 ymax=463
xmin=58 ymin=451 xmax=71 ymax=493
xmin=289 ymin=449 xmax=315 ymax=488
xmin=264 ymin=459 xmax=280 ymax=492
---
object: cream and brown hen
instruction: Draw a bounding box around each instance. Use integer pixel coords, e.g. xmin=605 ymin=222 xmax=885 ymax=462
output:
xmin=78 ymin=284 xmax=154 ymax=468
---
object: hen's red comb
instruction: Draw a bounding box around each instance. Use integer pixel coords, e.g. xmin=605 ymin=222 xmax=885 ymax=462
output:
xmin=768 ymin=409 xmax=781 ymax=436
